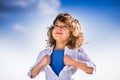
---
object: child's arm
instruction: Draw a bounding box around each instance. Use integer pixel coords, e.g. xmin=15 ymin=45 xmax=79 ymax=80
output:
xmin=30 ymin=55 xmax=50 ymax=78
xmin=64 ymin=55 xmax=94 ymax=74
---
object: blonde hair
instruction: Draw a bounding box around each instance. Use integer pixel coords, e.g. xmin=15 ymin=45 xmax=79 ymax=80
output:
xmin=47 ymin=13 xmax=84 ymax=49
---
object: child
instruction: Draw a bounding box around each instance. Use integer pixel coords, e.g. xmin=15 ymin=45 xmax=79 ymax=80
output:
xmin=28 ymin=13 xmax=96 ymax=80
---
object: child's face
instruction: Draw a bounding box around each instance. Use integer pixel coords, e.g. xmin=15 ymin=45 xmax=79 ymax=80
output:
xmin=52 ymin=20 xmax=70 ymax=44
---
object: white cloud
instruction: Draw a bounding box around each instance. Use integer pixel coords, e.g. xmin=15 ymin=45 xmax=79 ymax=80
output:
xmin=13 ymin=24 xmax=26 ymax=32
xmin=11 ymin=0 xmax=29 ymax=8
xmin=38 ymin=0 xmax=60 ymax=15
xmin=0 ymin=0 xmax=61 ymax=16
xmin=1 ymin=0 xmax=31 ymax=8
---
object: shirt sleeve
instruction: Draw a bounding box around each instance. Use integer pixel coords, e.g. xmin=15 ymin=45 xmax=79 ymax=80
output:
xmin=77 ymin=48 xmax=96 ymax=74
xmin=27 ymin=51 xmax=45 ymax=78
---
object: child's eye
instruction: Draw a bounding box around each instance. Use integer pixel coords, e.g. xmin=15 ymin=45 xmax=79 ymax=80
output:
xmin=62 ymin=26 xmax=68 ymax=29
xmin=53 ymin=25 xmax=59 ymax=28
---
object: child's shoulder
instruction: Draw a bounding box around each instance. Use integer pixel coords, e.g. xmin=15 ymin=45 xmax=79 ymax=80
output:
xmin=36 ymin=47 xmax=51 ymax=58
xmin=68 ymin=47 xmax=85 ymax=53
xmin=77 ymin=47 xmax=90 ymax=57
xmin=78 ymin=47 xmax=85 ymax=52
xmin=40 ymin=47 xmax=51 ymax=53
xmin=76 ymin=47 xmax=87 ymax=56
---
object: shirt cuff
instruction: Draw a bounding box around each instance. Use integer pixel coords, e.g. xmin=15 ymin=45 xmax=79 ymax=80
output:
xmin=86 ymin=62 xmax=96 ymax=74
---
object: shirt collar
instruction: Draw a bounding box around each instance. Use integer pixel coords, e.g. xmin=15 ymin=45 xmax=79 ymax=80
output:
xmin=49 ymin=45 xmax=74 ymax=55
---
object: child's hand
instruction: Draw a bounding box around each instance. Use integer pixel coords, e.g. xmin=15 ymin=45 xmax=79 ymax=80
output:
xmin=64 ymin=55 xmax=76 ymax=66
xmin=31 ymin=55 xmax=50 ymax=77
xmin=39 ymin=55 xmax=51 ymax=67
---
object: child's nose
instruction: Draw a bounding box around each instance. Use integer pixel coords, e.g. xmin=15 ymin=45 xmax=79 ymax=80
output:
xmin=57 ymin=27 xmax=63 ymax=30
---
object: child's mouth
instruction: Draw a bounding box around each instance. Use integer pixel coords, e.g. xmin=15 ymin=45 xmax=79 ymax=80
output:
xmin=55 ymin=32 xmax=63 ymax=35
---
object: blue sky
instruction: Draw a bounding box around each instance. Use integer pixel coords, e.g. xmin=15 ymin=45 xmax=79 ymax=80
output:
xmin=0 ymin=0 xmax=120 ymax=80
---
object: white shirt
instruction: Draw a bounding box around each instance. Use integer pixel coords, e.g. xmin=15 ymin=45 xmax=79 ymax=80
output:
xmin=28 ymin=46 xmax=96 ymax=80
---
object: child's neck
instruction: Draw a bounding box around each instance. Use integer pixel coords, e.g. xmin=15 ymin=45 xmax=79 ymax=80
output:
xmin=54 ymin=42 xmax=66 ymax=50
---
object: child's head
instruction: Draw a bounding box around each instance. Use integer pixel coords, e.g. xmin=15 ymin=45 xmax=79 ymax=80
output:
xmin=47 ymin=13 xmax=84 ymax=49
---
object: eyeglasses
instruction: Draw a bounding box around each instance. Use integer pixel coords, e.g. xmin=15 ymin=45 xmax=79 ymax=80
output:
xmin=53 ymin=25 xmax=69 ymax=31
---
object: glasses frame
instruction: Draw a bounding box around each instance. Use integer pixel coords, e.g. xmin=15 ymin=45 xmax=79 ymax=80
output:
xmin=53 ymin=25 xmax=69 ymax=31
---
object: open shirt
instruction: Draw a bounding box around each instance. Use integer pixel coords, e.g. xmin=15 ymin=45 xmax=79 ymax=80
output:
xmin=28 ymin=46 xmax=96 ymax=80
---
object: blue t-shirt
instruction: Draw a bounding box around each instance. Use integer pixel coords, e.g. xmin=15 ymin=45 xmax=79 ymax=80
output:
xmin=50 ymin=49 xmax=65 ymax=76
